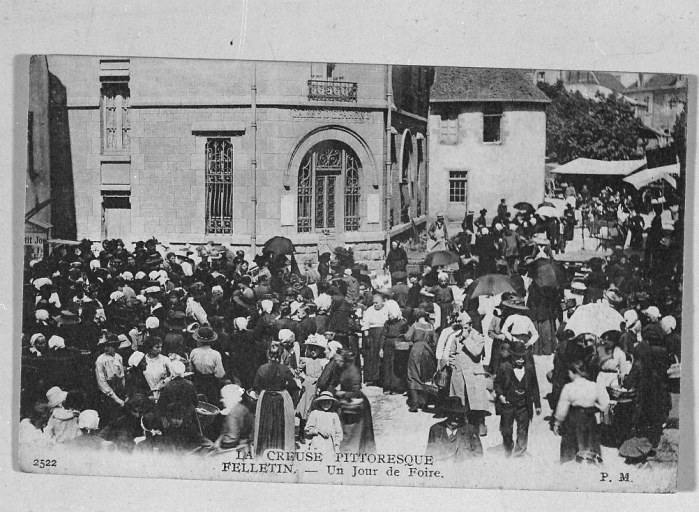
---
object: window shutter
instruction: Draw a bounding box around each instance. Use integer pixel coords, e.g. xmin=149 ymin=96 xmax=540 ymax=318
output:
xmin=333 ymin=63 xmax=345 ymax=81
xmin=311 ymin=63 xmax=325 ymax=79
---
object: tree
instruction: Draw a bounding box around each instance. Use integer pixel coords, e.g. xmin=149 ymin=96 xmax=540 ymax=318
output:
xmin=671 ymin=105 xmax=687 ymax=244
xmin=537 ymin=80 xmax=645 ymax=164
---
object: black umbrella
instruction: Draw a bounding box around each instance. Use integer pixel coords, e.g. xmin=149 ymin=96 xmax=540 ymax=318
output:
xmin=538 ymin=201 xmax=556 ymax=208
xmin=464 ymin=274 xmax=517 ymax=299
xmin=514 ymin=201 xmax=535 ymax=213
xmin=528 ymin=258 xmax=568 ymax=290
xmin=263 ymin=236 xmax=295 ymax=256
xmin=424 ymin=250 xmax=460 ymax=268
xmin=262 ymin=236 xmax=301 ymax=276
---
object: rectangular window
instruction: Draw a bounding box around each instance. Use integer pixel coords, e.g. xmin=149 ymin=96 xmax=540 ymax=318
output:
xmin=449 ymin=171 xmax=468 ymax=203
xmin=205 ymin=138 xmax=234 ymax=234
xmin=101 ymin=82 xmax=131 ymax=153
xmin=439 ymin=113 xmax=459 ymax=145
xmin=483 ymin=104 xmax=503 ymax=143
xmin=102 ymin=192 xmax=131 ymax=241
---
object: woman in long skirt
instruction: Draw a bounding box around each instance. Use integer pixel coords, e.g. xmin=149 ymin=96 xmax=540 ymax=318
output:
xmin=360 ymin=293 xmax=388 ymax=386
xmin=295 ymin=334 xmax=330 ymax=436
xmin=380 ymin=300 xmax=409 ymax=394
xmin=553 ymin=360 xmax=610 ymax=463
xmin=334 ymin=349 xmax=375 ymax=453
xmin=526 ymin=282 xmax=560 ymax=356
xmin=252 ymin=343 xmax=299 ymax=457
xmin=405 ymin=310 xmax=437 ymax=412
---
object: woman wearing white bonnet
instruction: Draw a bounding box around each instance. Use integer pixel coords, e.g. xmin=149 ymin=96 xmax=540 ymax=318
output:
xmin=214 ymin=384 xmax=255 ymax=454
xmin=620 ymin=309 xmax=642 ymax=348
xmin=35 ymin=309 xmax=50 ymax=322
xmin=380 ymin=299 xmax=409 ymax=394
xmin=27 ymin=333 xmax=47 ymax=357
xmin=125 ymin=351 xmax=151 ymax=398
xmin=145 ymin=316 xmax=160 ymax=330
xmin=234 ymin=317 xmax=248 ymax=331
xmin=229 ymin=317 xmax=259 ymax=390
xmin=278 ymin=329 xmax=300 ymax=370
xmin=47 ymin=335 xmax=66 ymax=351
xmin=260 ymin=299 xmax=274 ymax=315
xmin=314 ymin=293 xmax=332 ymax=313
xmin=108 ymin=290 xmax=125 ymax=304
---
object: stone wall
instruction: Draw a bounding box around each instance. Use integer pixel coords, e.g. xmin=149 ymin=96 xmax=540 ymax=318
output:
xmin=43 ymin=56 xmax=431 ymax=268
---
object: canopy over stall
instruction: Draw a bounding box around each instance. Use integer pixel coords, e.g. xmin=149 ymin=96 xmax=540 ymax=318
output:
xmin=553 ymin=158 xmax=647 ymax=177
xmin=623 ymin=163 xmax=680 ymax=190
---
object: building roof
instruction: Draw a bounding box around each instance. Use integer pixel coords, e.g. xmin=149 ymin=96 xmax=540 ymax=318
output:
xmin=643 ymin=74 xmax=683 ymax=88
xmin=430 ymin=67 xmax=550 ymax=103
xmin=627 ymin=74 xmax=686 ymax=91
xmin=590 ymin=72 xmax=626 ymax=92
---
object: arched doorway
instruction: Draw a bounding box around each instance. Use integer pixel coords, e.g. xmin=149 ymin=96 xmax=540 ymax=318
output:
xmin=297 ymin=140 xmax=362 ymax=233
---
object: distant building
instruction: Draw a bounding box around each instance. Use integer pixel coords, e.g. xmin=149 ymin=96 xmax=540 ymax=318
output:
xmin=28 ymin=56 xmax=434 ymax=267
xmin=625 ymin=74 xmax=687 ymax=136
xmin=428 ymin=68 xmax=549 ymax=223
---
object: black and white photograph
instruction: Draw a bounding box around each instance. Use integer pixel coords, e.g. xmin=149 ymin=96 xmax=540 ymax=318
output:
xmin=17 ymin=55 xmax=689 ymax=492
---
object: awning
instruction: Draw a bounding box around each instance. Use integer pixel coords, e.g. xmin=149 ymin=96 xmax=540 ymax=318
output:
xmin=623 ymin=163 xmax=679 ymax=189
xmin=553 ymin=158 xmax=647 ymax=176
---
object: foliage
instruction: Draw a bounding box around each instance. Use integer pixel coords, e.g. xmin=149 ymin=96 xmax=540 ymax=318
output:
xmin=672 ymin=106 xmax=687 ymax=168
xmin=537 ymin=80 xmax=644 ymax=164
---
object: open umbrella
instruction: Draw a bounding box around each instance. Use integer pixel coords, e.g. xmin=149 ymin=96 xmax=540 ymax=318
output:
xmin=535 ymin=205 xmax=562 ymax=218
xmin=514 ymin=201 xmax=535 ymax=213
xmin=528 ymin=258 xmax=568 ymax=290
xmin=464 ymin=274 xmax=517 ymax=299
xmin=262 ymin=236 xmax=302 ymax=276
xmin=424 ymin=250 xmax=460 ymax=268
xmin=565 ymin=303 xmax=624 ymax=337
xmin=263 ymin=236 xmax=295 ymax=256
xmin=538 ymin=201 xmax=556 ymax=208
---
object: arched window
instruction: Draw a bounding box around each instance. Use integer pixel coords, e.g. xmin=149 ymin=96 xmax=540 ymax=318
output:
xmin=297 ymin=141 xmax=361 ymax=233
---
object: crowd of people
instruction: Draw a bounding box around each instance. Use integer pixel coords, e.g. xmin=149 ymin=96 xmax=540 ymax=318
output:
xmin=20 ymin=187 xmax=683 ymax=468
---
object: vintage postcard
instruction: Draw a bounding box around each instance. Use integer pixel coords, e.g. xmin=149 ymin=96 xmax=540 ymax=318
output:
xmin=18 ymin=56 xmax=687 ymax=492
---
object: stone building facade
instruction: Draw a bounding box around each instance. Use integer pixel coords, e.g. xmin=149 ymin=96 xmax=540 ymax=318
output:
xmin=25 ymin=55 xmax=52 ymax=260
xmin=38 ymin=56 xmax=433 ymax=268
xmin=624 ymin=74 xmax=688 ymax=136
xmin=427 ymin=68 xmax=549 ymax=224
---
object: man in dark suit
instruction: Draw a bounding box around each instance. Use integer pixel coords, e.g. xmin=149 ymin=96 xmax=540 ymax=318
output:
xmin=425 ymin=397 xmax=483 ymax=462
xmin=494 ymin=341 xmax=541 ymax=457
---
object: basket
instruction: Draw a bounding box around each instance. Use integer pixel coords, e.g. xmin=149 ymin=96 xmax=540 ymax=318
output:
xmin=424 ymin=381 xmax=440 ymax=397
xmin=195 ymin=401 xmax=220 ymax=428
xmin=339 ymin=398 xmax=364 ymax=415
xmin=607 ymin=386 xmax=635 ymax=402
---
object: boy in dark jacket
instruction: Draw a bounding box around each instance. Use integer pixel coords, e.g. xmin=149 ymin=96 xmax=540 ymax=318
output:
xmin=494 ymin=341 xmax=541 ymax=457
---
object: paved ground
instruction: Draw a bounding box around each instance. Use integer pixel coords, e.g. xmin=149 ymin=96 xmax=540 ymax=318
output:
xmin=365 ymin=354 xmax=680 ymax=492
